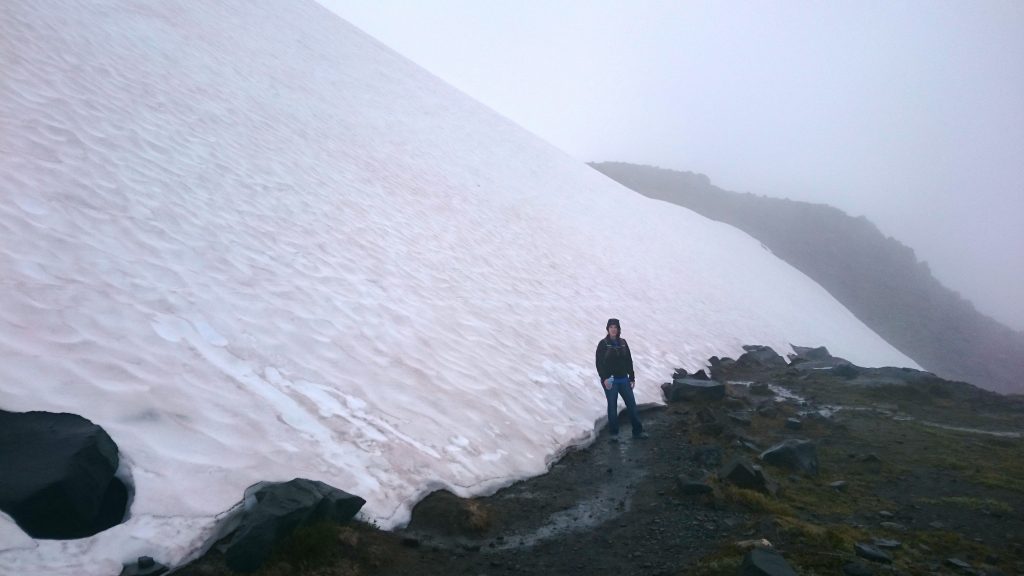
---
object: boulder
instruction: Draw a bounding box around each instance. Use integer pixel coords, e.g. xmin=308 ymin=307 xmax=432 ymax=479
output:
xmin=0 ymin=410 xmax=128 ymax=539
xmin=749 ymin=382 xmax=774 ymax=396
xmin=719 ymin=459 xmax=775 ymax=494
xmin=737 ymin=346 xmax=787 ymax=369
xmin=224 ymin=478 xmax=365 ymax=573
xmin=739 ymin=547 xmax=798 ymax=576
xmin=760 ymin=439 xmax=819 ymax=476
xmin=784 ymin=418 xmax=803 ymax=430
xmin=854 ymin=542 xmax=892 ymax=564
xmin=691 ymin=369 xmax=710 ymax=381
xmin=661 ymin=378 xmax=725 ymax=403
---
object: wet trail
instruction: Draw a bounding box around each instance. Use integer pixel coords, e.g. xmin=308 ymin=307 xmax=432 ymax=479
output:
xmin=375 ymin=405 xmax=749 ymax=576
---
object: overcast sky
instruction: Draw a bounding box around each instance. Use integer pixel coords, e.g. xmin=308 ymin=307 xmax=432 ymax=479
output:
xmin=319 ymin=0 xmax=1024 ymax=332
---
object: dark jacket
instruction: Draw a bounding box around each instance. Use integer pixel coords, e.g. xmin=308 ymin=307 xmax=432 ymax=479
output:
xmin=595 ymin=336 xmax=635 ymax=382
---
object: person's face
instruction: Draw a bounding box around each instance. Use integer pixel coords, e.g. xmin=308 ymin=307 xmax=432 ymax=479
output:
xmin=608 ymin=325 xmax=619 ymax=338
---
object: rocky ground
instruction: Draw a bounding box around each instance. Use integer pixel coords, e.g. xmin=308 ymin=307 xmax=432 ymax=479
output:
xmin=176 ymin=346 xmax=1024 ymax=576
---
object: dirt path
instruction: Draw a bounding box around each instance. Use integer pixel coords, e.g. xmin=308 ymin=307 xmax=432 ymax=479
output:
xmin=370 ymin=404 xmax=748 ymax=576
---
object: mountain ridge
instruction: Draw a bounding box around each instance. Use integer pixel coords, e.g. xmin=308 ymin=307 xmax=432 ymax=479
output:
xmin=591 ymin=161 xmax=1024 ymax=394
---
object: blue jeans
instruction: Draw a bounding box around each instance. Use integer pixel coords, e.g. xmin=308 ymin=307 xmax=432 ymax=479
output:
xmin=604 ymin=376 xmax=643 ymax=436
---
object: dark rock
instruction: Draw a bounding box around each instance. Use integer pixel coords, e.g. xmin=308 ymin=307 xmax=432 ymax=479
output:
xmin=739 ymin=547 xmax=798 ymax=576
xmin=662 ymin=378 xmax=725 ymax=402
xmin=725 ymin=396 xmax=748 ymax=410
xmin=737 ymin=345 xmax=787 ymax=369
xmin=789 ymin=345 xmax=835 ymax=362
xmin=120 ymin=556 xmax=169 ymax=576
xmin=854 ymin=542 xmax=892 ymax=563
xmin=784 ymin=418 xmax=803 ymax=430
xmin=673 ymin=368 xmax=688 ymax=379
xmin=698 ymin=422 xmax=725 ymax=437
xmin=760 ymin=439 xmax=819 ymax=476
xmin=756 ymin=404 xmax=778 ymax=418
xmin=223 ymin=478 xmax=365 ymax=573
xmin=842 ymin=561 xmax=874 ymax=576
xmin=401 ymin=536 xmax=421 ymax=548
xmin=719 ymin=459 xmax=774 ymax=495
xmin=829 ymin=480 xmax=848 ymax=491
xmin=0 ymin=410 xmax=128 ymax=539
xmin=947 ymin=558 xmax=973 ymax=571
xmin=879 ymin=522 xmax=907 ymax=532
xmin=861 ymin=453 xmax=881 ymax=463
xmin=692 ymin=369 xmax=710 ymax=381
xmin=676 ymin=476 xmax=713 ymax=495
xmin=729 ymin=412 xmax=753 ymax=426
xmin=691 ymin=445 xmax=723 ymax=468
xmin=749 ymin=382 xmax=774 ymax=396
xmin=872 ymin=538 xmax=901 ymax=549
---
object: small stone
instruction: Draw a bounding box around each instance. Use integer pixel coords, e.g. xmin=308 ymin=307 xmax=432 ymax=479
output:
xmin=740 ymin=547 xmax=798 ymax=576
xmin=785 ymin=418 xmax=803 ymax=430
xmin=878 ymin=510 xmax=895 ymax=519
xmin=854 ymin=542 xmax=892 ymax=564
xmin=928 ymin=521 xmax=945 ymax=530
xmin=880 ymin=522 xmax=907 ymax=532
xmin=872 ymin=538 xmax=901 ymax=549
xmin=947 ymin=558 xmax=972 ymax=570
xmin=830 ymin=480 xmax=849 ymax=491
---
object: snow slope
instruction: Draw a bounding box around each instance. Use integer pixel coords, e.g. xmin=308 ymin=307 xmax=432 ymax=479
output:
xmin=0 ymin=1 xmax=916 ymax=573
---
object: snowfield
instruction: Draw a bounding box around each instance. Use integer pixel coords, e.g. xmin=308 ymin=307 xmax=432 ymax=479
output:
xmin=0 ymin=1 xmax=916 ymax=574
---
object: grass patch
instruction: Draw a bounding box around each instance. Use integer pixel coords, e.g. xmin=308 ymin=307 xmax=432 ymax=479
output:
xmin=721 ymin=486 xmax=795 ymax=516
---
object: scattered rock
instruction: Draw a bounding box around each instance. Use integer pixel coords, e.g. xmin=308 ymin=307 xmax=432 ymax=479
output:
xmin=928 ymin=520 xmax=945 ymax=530
xmin=749 ymin=382 xmax=775 ymax=396
xmin=735 ymin=538 xmax=773 ymax=550
xmin=880 ymin=522 xmax=907 ymax=532
xmin=739 ymin=547 xmax=798 ymax=576
xmin=947 ymin=558 xmax=973 ymax=571
xmin=738 ymin=345 xmax=787 ymax=369
xmin=223 ymin=478 xmax=366 ymax=573
xmin=719 ymin=459 xmax=775 ymax=495
xmin=829 ymin=480 xmax=848 ymax=492
xmin=784 ymin=418 xmax=803 ymax=430
xmin=854 ymin=542 xmax=892 ymax=564
xmin=661 ymin=379 xmax=726 ymax=403
xmin=120 ymin=556 xmax=169 ymax=576
xmin=878 ymin=510 xmax=894 ymax=519
xmin=0 ymin=410 xmax=129 ymax=539
xmin=759 ymin=439 xmax=819 ymax=476
xmin=872 ymin=538 xmax=901 ymax=549
xmin=756 ymin=403 xmax=778 ymax=418
xmin=729 ymin=412 xmax=753 ymax=426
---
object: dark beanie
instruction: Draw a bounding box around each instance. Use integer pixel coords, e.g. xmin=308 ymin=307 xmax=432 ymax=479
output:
xmin=606 ymin=318 xmax=620 ymax=330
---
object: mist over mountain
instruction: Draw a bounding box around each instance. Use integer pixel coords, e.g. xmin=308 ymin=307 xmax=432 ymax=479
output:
xmin=591 ymin=162 xmax=1024 ymax=395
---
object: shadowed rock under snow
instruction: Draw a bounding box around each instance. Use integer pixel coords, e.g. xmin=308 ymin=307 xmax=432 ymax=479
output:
xmin=0 ymin=410 xmax=128 ymax=539
xmin=223 ymin=479 xmax=365 ymax=573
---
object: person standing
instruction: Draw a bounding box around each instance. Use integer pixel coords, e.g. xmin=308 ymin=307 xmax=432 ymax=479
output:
xmin=595 ymin=318 xmax=647 ymax=441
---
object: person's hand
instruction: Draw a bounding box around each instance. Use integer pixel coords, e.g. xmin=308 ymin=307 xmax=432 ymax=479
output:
xmin=603 ymin=378 xmax=612 ymax=390
xmin=630 ymin=379 xmax=635 ymax=390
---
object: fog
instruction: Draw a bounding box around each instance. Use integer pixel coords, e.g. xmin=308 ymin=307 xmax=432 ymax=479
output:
xmin=319 ymin=0 xmax=1024 ymax=332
